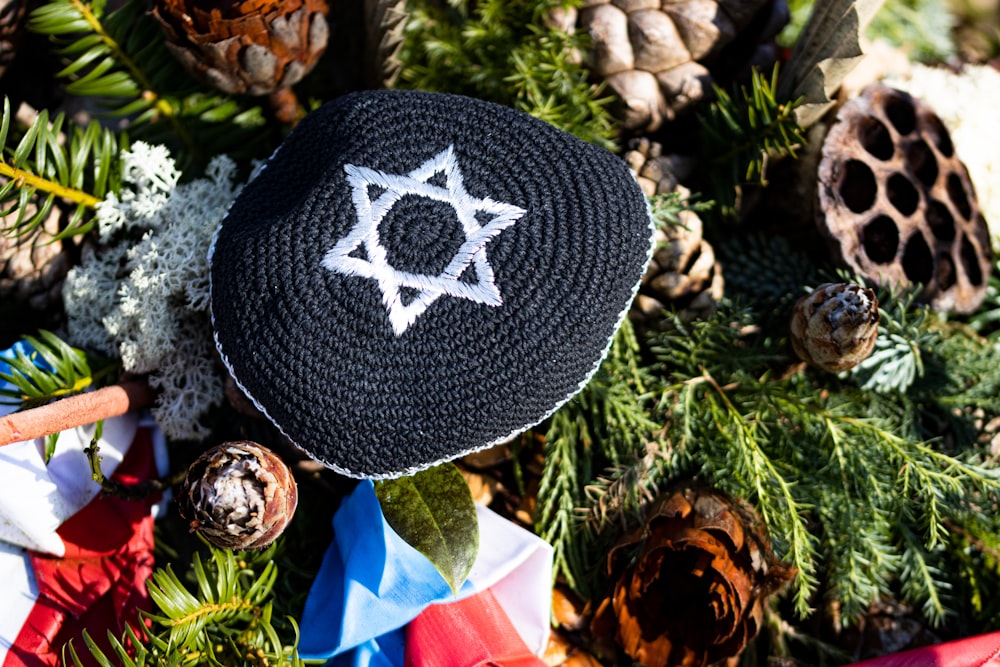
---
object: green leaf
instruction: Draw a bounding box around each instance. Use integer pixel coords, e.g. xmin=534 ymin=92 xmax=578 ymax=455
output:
xmin=374 ymin=462 xmax=479 ymax=594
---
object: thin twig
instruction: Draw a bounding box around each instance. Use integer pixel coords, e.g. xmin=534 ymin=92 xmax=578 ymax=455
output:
xmin=0 ymin=378 xmax=154 ymax=446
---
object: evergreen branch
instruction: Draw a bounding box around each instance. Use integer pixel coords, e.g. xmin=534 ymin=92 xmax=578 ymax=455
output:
xmin=697 ymin=370 xmax=819 ymax=616
xmin=0 ymin=330 xmax=95 ymax=407
xmin=0 ymin=97 xmax=125 ymax=238
xmin=399 ymin=0 xmax=619 ymax=149
xmin=0 ymin=162 xmax=100 ymax=207
xmin=535 ymin=320 xmax=661 ymax=597
xmin=68 ymin=545 xmax=310 ymax=666
xmin=536 ymin=407 xmax=588 ymax=593
xmin=899 ymin=524 xmax=951 ymax=626
xmin=697 ymin=64 xmax=805 ymax=217
xmin=29 ymin=0 xmax=177 ymax=121
xmin=816 ymin=495 xmax=898 ymax=620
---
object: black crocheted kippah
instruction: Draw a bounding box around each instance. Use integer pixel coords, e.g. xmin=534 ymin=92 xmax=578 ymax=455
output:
xmin=210 ymin=89 xmax=653 ymax=479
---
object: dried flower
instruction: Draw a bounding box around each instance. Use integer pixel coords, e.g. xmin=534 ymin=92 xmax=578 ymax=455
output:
xmin=790 ymin=282 xmax=880 ymax=373
xmin=177 ymin=440 xmax=298 ymax=551
xmin=816 ymin=83 xmax=992 ymax=314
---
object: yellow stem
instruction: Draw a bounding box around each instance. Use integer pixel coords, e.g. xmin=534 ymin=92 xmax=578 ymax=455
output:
xmin=0 ymin=162 xmax=101 ymax=207
xmin=70 ymin=0 xmax=176 ymax=121
xmin=169 ymin=599 xmax=255 ymax=628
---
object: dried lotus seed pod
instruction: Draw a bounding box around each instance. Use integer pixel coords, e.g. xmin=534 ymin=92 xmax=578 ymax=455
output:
xmin=789 ymin=282 xmax=880 ymax=373
xmin=178 ymin=440 xmax=298 ymax=550
xmin=816 ymin=84 xmax=992 ymax=314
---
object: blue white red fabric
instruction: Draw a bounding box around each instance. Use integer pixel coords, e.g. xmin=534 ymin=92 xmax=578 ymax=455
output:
xmin=0 ymin=343 xmax=166 ymax=666
xmin=298 ymin=479 xmax=553 ymax=666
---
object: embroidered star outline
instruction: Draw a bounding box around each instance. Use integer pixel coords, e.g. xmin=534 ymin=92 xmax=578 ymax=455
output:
xmin=321 ymin=145 xmax=526 ymax=335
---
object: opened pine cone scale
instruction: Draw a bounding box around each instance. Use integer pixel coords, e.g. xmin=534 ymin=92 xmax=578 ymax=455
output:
xmin=153 ymin=0 xmax=329 ymax=96
xmin=567 ymin=0 xmax=789 ymax=132
xmin=592 ymin=484 xmax=795 ymax=667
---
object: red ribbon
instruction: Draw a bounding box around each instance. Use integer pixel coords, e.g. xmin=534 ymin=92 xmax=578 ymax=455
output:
xmin=404 ymin=588 xmax=547 ymax=667
xmin=848 ymin=631 xmax=1000 ymax=667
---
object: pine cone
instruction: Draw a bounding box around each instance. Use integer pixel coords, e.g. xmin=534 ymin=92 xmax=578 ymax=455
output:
xmin=789 ymin=282 xmax=880 ymax=373
xmin=177 ymin=440 xmax=299 ymax=551
xmin=623 ymin=136 xmax=697 ymax=197
xmin=0 ymin=0 xmax=27 ymax=79
xmin=630 ymin=184 xmax=723 ymax=327
xmin=152 ymin=0 xmax=330 ymax=96
xmin=567 ymin=0 xmax=789 ymax=133
xmin=591 ymin=484 xmax=795 ymax=667
xmin=0 ymin=203 xmax=70 ymax=312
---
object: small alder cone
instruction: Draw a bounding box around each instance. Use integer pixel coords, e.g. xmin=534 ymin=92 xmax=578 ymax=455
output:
xmin=567 ymin=0 xmax=789 ymax=132
xmin=789 ymin=282 xmax=880 ymax=373
xmin=152 ymin=0 xmax=330 ymax=96
xmin=591 ymin=484 xmax=795 ymax=667
xmin=178 ymin=440 xmax=298 ymax=550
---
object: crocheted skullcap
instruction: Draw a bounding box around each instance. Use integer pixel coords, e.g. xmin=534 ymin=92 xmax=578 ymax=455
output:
xmin=210 ymin=89 xmax=653 ymax=479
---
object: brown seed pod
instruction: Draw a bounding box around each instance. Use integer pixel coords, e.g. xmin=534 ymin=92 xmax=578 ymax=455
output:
xmin=816 ymin=83 xmax=992 ymax=314
xmin=177 ymin=440 xmax=298 ymax=550
xmin=789 ymin=282 xmax=880 ymax=373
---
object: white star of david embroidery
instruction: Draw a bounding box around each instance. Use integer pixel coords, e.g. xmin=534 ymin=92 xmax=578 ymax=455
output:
xmin=321 ymin=145 xmax=526 ymax=335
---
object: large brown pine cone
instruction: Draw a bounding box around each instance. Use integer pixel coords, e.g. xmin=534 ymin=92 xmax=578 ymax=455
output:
xmin=627 ymin=179 xmax=724 ymax=327
xmin=0 ymin=204 xmax=70 ymax=312
xmin=591 ymin=484 xmax=795 ymax=667
xmin=565 ymin=0 xmax=789 ymax=133
xmin=152 ymin=0 xmax=330 ymax=96
xmin=0 ymin=0 xmax=26 ymax=79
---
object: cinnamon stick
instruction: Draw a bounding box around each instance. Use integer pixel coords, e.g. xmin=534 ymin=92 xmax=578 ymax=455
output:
xmin=0 ymin=378 xmax=155 ymax=446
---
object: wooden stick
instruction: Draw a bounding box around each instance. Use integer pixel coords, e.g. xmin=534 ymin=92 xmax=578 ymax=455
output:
xmin=0 ymin=378 xmax=155 ymax=446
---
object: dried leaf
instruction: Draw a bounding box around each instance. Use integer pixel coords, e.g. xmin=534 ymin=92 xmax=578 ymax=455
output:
xmin=776 ymin=0 xmax=887 ymax=128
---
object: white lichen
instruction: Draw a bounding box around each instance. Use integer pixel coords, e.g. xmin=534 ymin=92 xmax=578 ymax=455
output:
xmin=63 ymin=142 xmax=243 ymax=441
xmin=885 ymin=63 xmax=1000 ymax=250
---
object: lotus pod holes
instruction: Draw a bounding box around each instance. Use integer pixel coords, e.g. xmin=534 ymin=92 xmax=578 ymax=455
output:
xmin=817 ymin=84 xmax=992 ymax=314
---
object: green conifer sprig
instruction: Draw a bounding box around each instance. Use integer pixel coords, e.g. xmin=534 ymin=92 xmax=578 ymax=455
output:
xmin=534 ymin=319 xmax=660 ymax=596
xmin=28 ymin=0 xmax=269 ymax=168
xmin=0 ymin=97 xmax=125 ymax=239
xmin=697 ymin=65 xmax=806 ymax=217
xmin=66 ymin=544 xmax=311 ymax=666
xmin=0 ymin=329 xmax=106 ymax=409
xmin=27 ymin=0 xmax=182 ymax=120
xmin=399 ymin=0 xmax=619 ymax=150
xmin=643 ymin=299 xmax=1000 ymax=622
